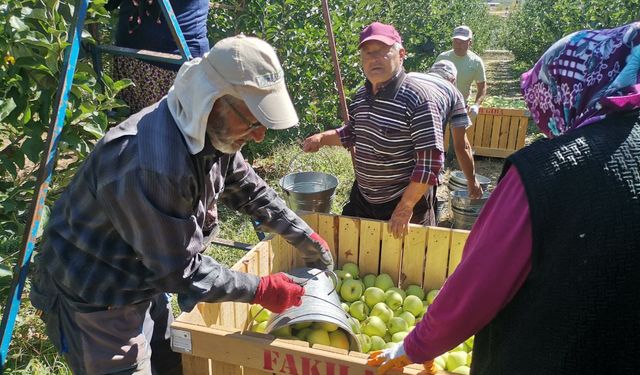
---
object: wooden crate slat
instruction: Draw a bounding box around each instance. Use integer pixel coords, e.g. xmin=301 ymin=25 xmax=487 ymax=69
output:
xmin=473 ymin=114 xmax=486 ymax=148
xmin=448 ymin=229 xmax=470 ymax=276
xmin=338 ymin=216 xmax=360 ymax=267
xmin=357 ymin=219 xmax=382 ymax=276
xmin=301 ymin=211 xmax=319 ymax=232
xmin=506 ymin=115 xmax=520 ymax=150
xmin=515 ymin=116 xmax=529 ymax=149
xmin=198 ymin=301 xmax=221 ymax=327
xmin=256 ymin=242 xmax=271 ymax=277
xmin=271 ymin=235 xmax=293 ymax=273
xmin=211 ymin=362 xmax=242 ymax=375
xmin=498 ymin=115 xmax=511 ymax=150
xmin=318 ymin=213 xmax=338 ymax=264
xmin=380 ymin=223 xmax=403 ymax=286
xmin=400 ymin=226 xmax=428 ymax=288
xmin=478 ymin=107 xmax=529 ymax=117
xmin=182 ymin=356 xmax=210 ymax=374
xmin=481 ymin=114 xmax=494 ymax=147
xmin=172 ymin=322 xmax=425 ymax=374
xmin=423 ymin=227 xmax=452 ymax=291
xmin=242 ymin=368 xmax=269 ymax=375
xmin=489 ymin=115 xmax=503 ymax=149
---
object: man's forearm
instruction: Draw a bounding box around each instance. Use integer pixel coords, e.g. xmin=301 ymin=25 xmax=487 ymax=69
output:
xmin=455 ymin=135 xmax=476 ymax=185
xmin=398 ymin=181 xmax=431 ymax=211
xmin=318 ymin=129 xmax=343 ymax=147
xmin=474 ymin=82 xmax=487 ymax=105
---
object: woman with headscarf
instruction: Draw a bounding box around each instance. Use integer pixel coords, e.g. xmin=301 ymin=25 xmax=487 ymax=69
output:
xmin=367 ymin=22 xmax=640 ymax=374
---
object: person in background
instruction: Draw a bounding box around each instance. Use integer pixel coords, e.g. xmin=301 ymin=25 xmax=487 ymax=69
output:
xmin=409 ymin=60 xmax=483 ymax=198
xmin=303 ymin=22 xmax=445 ymax=238
xmin=436 ymin=25 xmax=487 ymax=118
xmin=367 ymin=22 xmax=640 ymax=374
xmin=107 ymin=0 xmax=210 ymax=114
xmin=30 ymin=36 xmax=333 ymax=375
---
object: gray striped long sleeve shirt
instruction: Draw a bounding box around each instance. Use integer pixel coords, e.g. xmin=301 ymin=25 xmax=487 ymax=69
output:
xmin=37 ymin=100 xmax=323 ymax=312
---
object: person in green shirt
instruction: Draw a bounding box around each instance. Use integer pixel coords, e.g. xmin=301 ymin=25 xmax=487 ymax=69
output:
xmin=435 ymin=25 xmax=487 ymax=118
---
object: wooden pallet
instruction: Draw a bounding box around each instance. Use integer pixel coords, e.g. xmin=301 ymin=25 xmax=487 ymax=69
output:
xmin=445 ymin=107 xmax=531 ymax=158
xmin=172 ymin=212 xmax=471 ymax=374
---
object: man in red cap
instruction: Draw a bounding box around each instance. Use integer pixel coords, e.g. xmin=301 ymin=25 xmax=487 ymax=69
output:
xmin=303 ymin=22 xmax=469 ymax=238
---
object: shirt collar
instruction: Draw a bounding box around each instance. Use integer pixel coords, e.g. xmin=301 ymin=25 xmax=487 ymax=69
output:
xmin=365 ymin=69 xmax=406 ymax=99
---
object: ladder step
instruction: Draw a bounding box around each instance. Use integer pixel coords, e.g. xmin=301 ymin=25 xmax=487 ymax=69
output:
xmin=95 ymin=45 xmax=185 ymax=65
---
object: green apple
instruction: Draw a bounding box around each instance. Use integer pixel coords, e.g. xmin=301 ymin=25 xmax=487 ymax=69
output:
xmin=293 ymin=321 xmax=313 ymax=330
xmin=313 ymin=322 xmax=338 ymax=332
xmin=307 ymin=329 xmax=331 ymax=346
xmin=387 ymin=317 xmax=409 ymax=335
xmin=403 ymin=295 xmax=424 ymax=317
xmin=250 ymin=304 xmax=271 ymax=323
xmin=341 ymin=302 xmax=350 ymax=313
xmin=405 ymin=284 xmax=425 ymax=300
xmin=426 ymin=289 xmax=440 ymax=305
xmin=384 ymin=290 xmax=403 ymax=311
xmin=362 ymin=273 xmax=376 ymax=288
xmin=271 ymin=325 xmax=292 ymax=337
xmin=451 ymin=365 xmax=470 ymax=374
xmin=361 ymin=316 xmax=387 ymax=337
xmin=335 ymin=269 xmax=353 ymax=280
xmin=370 ymin=302 xmax=393 ymax=323
xmin=374 ymin=273 xmax=394 ymax=291
xmin=398 ymin=311 xmax=416 ymax=326
xmin=383 ymin=342 xmax=398 ymax=349
xmin=383 ymin=332 xmax=392 ymax=343
xmin=450 ymin=343 xmax=467 ymax=352
xmin=356 ymin=333 xmax=372 ymax=353
xmin=295 ymin=327 xmax=313 ymax=340
xmin=388 ymin=287 xmax=406 ymax=299
xmin=348 ymin=316 xmax=361 ymax=334
xmin=464 ymin=335 xmax=474 ymax=350
xmin=349 ymin=300 xmax=369 ymax=321
xmin=446 ymin=351 xmax=468 ymax=372
xmin=340 ymin=278 xmax=364 ymax=302
xmin=342 ymin=262 xmax=360 ymax=279
xmin=328 ymin=330 xmax=350 ymax=350
xmin=370 ymin=335 xmax=386 ymax=351
xmin=467 ymin=351 xmax=472 ymax=366
xmin=434 ymin=354 xmax=446 ymax=371
xmin=250 ymin=321 xmax=268 ymax=333
xmin=391 ymin=331 xmax=408 ymax=343
xmin=363 ymin=287 xmax=386 ymax=308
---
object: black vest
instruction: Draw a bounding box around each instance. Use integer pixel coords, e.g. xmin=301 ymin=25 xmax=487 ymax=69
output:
xmin=472 ymin=112 xmax=640 ymax=375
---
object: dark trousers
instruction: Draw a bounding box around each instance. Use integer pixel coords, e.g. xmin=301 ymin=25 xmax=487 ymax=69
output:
xmin=342 ymin=181 xmax=436 ymax=226
xmin=30 ymin=268 xmax=182 ymax=375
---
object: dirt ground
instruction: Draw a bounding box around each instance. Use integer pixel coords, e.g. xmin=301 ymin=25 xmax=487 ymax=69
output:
xmin=436 ymin=50 xmax=525 ymax=226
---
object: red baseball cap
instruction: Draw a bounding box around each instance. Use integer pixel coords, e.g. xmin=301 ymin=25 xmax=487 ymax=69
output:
xmin=359 ymin=22 xmax=402 ymax=48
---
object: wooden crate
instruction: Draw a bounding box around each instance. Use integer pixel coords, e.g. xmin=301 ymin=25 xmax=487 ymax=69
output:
xmin=171 ymin=212 xmax=471 ymax=375
xmin=444 ymin=107 xmax=530 ymax=158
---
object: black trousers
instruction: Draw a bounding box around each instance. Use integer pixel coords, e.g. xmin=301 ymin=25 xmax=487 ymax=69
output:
xmin=342 ymin=181 xmax=436 ymax=226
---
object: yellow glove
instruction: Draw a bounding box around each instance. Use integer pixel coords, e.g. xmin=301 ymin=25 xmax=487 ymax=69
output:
xmin=367 ymin=343 xmax=412 ymax=374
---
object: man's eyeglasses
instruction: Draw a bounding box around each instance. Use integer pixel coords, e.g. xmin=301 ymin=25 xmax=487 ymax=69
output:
xmin=220 ymin=97 xmax=263 ymax=132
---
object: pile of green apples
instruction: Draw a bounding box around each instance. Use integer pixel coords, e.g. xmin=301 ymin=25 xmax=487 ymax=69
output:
xmin=249 ymin=262 xmax=473 ymax=374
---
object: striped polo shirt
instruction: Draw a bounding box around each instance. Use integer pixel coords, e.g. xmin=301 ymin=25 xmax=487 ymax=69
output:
xmin=337 ymin=70 xmax=470 ymax=204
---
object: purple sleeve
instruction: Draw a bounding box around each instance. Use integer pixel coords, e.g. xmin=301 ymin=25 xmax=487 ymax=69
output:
xmin=403 ymin=166 xmax=533 ymax=363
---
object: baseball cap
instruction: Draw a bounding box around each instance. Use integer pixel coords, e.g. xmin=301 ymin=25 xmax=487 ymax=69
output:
xmin=429 ymin=60 xmax=458 ymax=82
xmin=206 ymin=35 xmax=298 ymax=130
xmin=359 ymin=22 xmax=402 ymax=48
xmin=453 ymin=25 xmax=473 ymax=41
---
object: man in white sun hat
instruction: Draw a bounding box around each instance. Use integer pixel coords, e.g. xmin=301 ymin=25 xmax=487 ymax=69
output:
xmin=30 ymin=35 xmax=333 ymax=375
xmin=436 ymin=25 xmax=487 ymax=117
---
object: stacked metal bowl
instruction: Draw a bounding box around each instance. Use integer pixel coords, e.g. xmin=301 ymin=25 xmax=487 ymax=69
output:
xmin=447 ymin=171 xmax=492 ymax=230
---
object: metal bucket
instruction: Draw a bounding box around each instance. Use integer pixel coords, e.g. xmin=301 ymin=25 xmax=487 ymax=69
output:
xmin=265 ymin=267 xmax=361 ymax=351
xmin=447 ymin=170 xmax=491 ymax=192
xmin=279 ymin=172 xmax=338 ymax=213
xmin=450 ymin=190 xmax=490 ymax=229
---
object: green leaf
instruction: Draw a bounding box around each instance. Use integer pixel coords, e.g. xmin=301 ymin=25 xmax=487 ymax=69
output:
xmin=0 ymin=264 xmax=12 ymax=279
xmin=8 ymin=16 xmax=29 ymax=32
xmin=21 ymin=136 xmax=44 ymax=164
xmin=0 ymin=98 xmax=17 ymax=122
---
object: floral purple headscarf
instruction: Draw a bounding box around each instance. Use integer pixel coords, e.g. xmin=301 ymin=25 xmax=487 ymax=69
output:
xmin=521 ymin=22 xmax=640 ymax=138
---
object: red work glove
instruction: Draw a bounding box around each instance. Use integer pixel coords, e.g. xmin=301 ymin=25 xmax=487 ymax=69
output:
xmin=304 ymin=232 xmax=334 ymax=271
xmin=252 ymin=273 xmax=304 ymax=313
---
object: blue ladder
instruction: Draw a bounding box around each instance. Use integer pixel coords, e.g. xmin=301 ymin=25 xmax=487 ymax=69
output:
xmin=0 ymin=0 xmax=192 ymax=369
